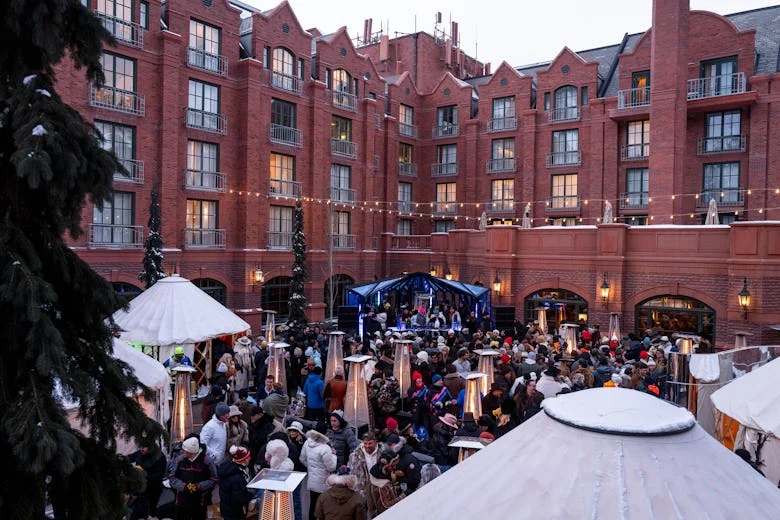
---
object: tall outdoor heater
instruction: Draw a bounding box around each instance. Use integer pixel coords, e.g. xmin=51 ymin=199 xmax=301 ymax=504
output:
xmin=394 ymin=339 xmax=412 ymax=397
xmin=608 ymin=312 xmax=621 ymax=343
xmin=169 ymin=365 xmax=196 ymax=447
xmin=537 ymin=308 xmax=548 ymax=335
xmin=463 ymin=372 xmax=486 ymax=419
xmin=267 ymin=341 xmax=289 ymax=393
xmin=264 ymin=310 xmax=277 ymax=343
xmin=343 ymin=354 xmax=371 ymax=430
xmin=247 ymin=469 xmax=306 ymax=520
xmin=325 ymin=331 xmax=345 ymax=384
xmin=473 ymin=349 xmax=500 ymax=396
xmin=562 ymin=324 xmax=578 ymax=355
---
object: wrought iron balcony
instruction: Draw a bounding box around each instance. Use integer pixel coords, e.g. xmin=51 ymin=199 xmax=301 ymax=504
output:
xmin=619 ymin=191 xmax=649 ymax=209
xmin=89 ymin=85 xmax=145 ymax=116
xmin=269 ymin=70 xmax=302 ymax=95
xmin=183 ymin=169 xmax=226 ymax=193
xmin=330 ymin=186 xmax=357 ymax=204
xmin=95 ymin=12 xmax=144 ymax=48
xmin=432 ymin=123 xmax=459 ymax=138
xmin=397 ymin=200 xmax=414 ymax=213
xmin=114 ymin=159 xmax=144 ymax=184
xmin=431 ymin=201 xmax=458 ymax=216
xmin=330 ymin=234 xmax=356 ymax=249
xmin=187 ymin=48 xmax=228 ymax=76
xmin=687 ymin=72 xmax=746 ymax=100
xmin=270 ymin=124 xmax=303 ymax=147
xmin=268 ymin=231 xmax=293 ymax=250
xmin=268 ymin=178 xmax=302 ymax=198
xmin=332 ymin=90 xmax=357 ymax=111
xmin=398 ymin=161 xmax=417 ymax=177
xmin=186 ymin=108 xmax=227 ymax=135
xmin=697 ymin=135 xmax=746 ymax=155
xmin=431 ymin=163 xmax=458 ymax=177
xmin=184 ymin=228 xmax=226 ymax=249
xmin=548 ymin=106 xmax=580 ymax=123
xmin=88 ymin=224 xmax=143 ymax=249
xmin=486 ymin=157 xmax=516 ymax=173
xmin=620 ymin=144 xmax=649 ymax=161
xmin=398 ymin=122 xmax=418 ymax=138
xmin=391 ymin=235 xmax=431 ymax=250
xmin=546 ymin=151 xmax=582 ymax=168
xmin=485 ymin=200 xmax=515 ymax=213
xmin=545 ymin=196 xmax=580 ymax=212
xmin=487 ymin=116 xmax=517 ymax=132
xmin=696 ymin=189 xmax=745 ymax=208
xmin=617 ymin=87 xmax=651 ymax=109
xmin=331 ymin=138 xmax=357 ymax=159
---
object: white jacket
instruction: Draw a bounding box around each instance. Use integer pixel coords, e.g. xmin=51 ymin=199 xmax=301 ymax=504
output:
xmin=300 ymin=430 xmax=337 ymax=492
xmin=536 ymin=374 xmax=566 ymax=399
xmin=200 ymin=415 xmax=227 ymax=463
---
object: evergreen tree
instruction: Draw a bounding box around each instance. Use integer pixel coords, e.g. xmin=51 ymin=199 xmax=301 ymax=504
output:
xmin=0 ymin=2 xmax=165 ymax=518
xmin=138 ymin=188 xmax=166 ymax=288
xmin=288 ymin=199 xmax=307 ymax=324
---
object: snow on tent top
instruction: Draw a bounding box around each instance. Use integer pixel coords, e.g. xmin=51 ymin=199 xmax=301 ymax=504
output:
xmin=711 ymin=356 xmax=780 ymax=437
xmin=377 ymin=388 xmax=780 ymax=519
xmin=112 ymin=275 xmax=250 ymax=346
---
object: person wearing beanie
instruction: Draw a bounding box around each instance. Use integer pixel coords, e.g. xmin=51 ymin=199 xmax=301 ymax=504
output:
xmin=217 ymin=446 xmax=256 ymax=520
xmin=427 ymin=373 xmax=454 ymax=418
xmin=169 ymin=436 xmax=218 ymax=520
xmin=200 ymin=401 xmax=230 ymax=464
xmin=327 ymin=410 xmax=360 ymax=467
xmin=366 ymin=450 xmax=405 ymax=517
xmin=407 ymin=371 xmax=430 ymax=433
xmin=323 ymin=365 xmax=347 ymax=413
xmin=385 ymin=435 xmax=421 ymax=493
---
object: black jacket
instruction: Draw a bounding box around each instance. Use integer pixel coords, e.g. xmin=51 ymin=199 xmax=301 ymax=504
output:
xmin=217 ymin=461 xmax=255 ymax=519
xmin=395 ymin=443 xmax=421 ymax=492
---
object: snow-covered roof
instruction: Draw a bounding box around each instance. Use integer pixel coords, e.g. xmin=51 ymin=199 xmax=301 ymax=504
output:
xmin=711 ymin=356 xmax=780 ymax=437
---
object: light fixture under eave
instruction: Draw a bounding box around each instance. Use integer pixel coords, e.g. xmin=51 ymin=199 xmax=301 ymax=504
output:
xmin=492 ymin=274 xmax=501 ymax=294
xmin=600 ymin=276 xmax=611 ymax=303
xmin=253 ymin=267 xmax=264 ymax=285
xmin=429 ymin=266 xmax=437 ymax=277
xmin=445 ymin=269 xmax=453 ymax=281
xmin=737 ymin=277 xmax=750 ymax=321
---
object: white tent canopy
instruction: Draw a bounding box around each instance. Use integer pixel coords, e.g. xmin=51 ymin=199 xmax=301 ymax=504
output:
xmin=112 ymin=275 xmax=250 ymax=346
xmin=378 ymin=388 xmax=780 ymax=519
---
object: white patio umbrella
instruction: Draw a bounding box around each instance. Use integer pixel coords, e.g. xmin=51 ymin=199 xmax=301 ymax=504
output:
xmin=521 ymin=202 xmax=531 ymax=229
xmin=705 ymin=197 xmax=719 ymax=225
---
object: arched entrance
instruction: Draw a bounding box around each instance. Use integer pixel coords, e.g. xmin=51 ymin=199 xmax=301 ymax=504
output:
xmin=262 ymin=276 xmax=292 ymax=319
xmin=635 ymin=295 xmax=715 ymax=343
xmin=524 ymin=288 xmax=589 ymax=332
xmin=324 ymin=274 xmax=355 ymax=319
xmin=112 ymin=282 xmax=143 ymax=303
xmin=192 ymin=278 xmax=227 ymax=306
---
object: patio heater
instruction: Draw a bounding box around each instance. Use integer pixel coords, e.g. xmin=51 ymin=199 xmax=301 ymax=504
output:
xmin=343 ymin=354 xmax=371 ymax=430
xmin=393 ymin=339 xmax=413 ymax=397
xmin=247 ymin=469 xmax=306 ymax=520
xmin=463 ymin=372 xmax=486 ymax=419
xmin=449 ymin=436 xmax=488 ymax=464
xmin=562 ymin=324 xmax=578 ymax=355
xmin=536 ymin=308 xmax=548 ymax=335
xmin=267 ymin=341 xmax=289 ymax=392
xmin=473 ymin=349 xmax=500 ymax=396
xmin=169 ymin=365 xmax=196 ymax=447
xmin=264 ymin=310 xmax=277 ymax=343
xmin=608 ymin=312 xmax=621 ymax=342
xmin=324 ymin=331 xmax=345 ymax=384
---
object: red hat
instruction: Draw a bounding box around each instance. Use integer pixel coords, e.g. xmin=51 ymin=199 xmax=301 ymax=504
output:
xmin=479 ymin=431 xmax=495 ymax=441
xmin=386 ymin=417 xmax=398 ymax=430
xmin=582 ymin=330 xmax=592 ymax=341
xmin=580 ymin=348 xmax=589 ymax=355
xmin=647 ymin=385 xmax=660 ymax=397
xmin=609 ymin=340 xmax=618 ymax=349
xmin=500 ymin=354 xmax=511 ymax=364
xmin=640 ymin=350 xmax=649 ymax=360
xmin=504 ymin=337 xmax=513 ymax=344
xmin=230 ymin=446 xmax=251 ymax=465
xmin=412 ymin=371 xmax=422 ymax=381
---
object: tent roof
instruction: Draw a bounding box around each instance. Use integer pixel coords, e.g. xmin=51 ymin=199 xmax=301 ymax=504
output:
xmin=377 ymin=388 xmax=780 ymax=519
xmin=711 ymin=356 xmax=780 ymax=437
xmin=348 ymin=272 xmax=489 ymax=299
xmin=113 ymin=275 xmax=250 ymax=345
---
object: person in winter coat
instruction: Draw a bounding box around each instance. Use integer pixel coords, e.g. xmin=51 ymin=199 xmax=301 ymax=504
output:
xmin=304 ymin=366 xmax=326 ymax=421
xmin=327 ymin=410 xmax=360 ymax=468
xmin=347 ymin=432 xmax=384 ymax=498
xmin=536 ymin=366 xmax=567 ymax=399
xmin=265 ymin=438 xmax=295 ymax=470
xmin=454 ymin=412 xmax=481 ymax=437
xmin=426 ymin=414 xmax=458 ymax=467
xmin=366 ymin=451 xmax=405 ymax=517
xmin=514 ymin=378 xmax=545 ymax=422
xmin=169 ymin=436 xmax=218 ymax=520
xmin=200 ymin=402 xmax=230 ymax=464
xmin=323 ymin=366 xmax=347 ymax=413
xmin=315 ymin=469 xmax=368 ymax=520
xmin=301 ymin=429 xmax=338 ymax=520
xmin=593 ymin=357 xmax=615 ymax=387
xmin=128 ymin=439 xmax=167 ymax=517
xmin=226 ymin=405 xmax=249 ymax=454
xmin=384 ymin=434 xmax=421 ymax=492
xmin=218 ymin=446 xmax=256 ymax=520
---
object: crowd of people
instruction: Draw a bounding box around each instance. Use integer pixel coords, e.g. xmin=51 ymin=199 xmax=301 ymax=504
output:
xmin=128 ymin=307 xmax=686 ymax=520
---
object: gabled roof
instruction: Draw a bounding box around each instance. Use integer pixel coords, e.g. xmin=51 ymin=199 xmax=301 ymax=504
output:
xmin=427 ymin=71 xmax=474 ymax=96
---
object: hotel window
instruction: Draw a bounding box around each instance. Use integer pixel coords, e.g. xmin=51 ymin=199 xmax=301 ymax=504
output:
xmin=491 ymin=96 xmax=516 ymax=130
xmin=704 ymin=111 xmax=741 ymax=152
xmin=92 ymin=192 xmax=135 ymax=244
xmin=271 ymin=99 xmax=297 ymax=128
xmin=139 ymin=2 xmax=149 ymax=29
xmin=270 ymin=153 xmax=296 ymax=197
xmin=330 ymin=164 xmax=352 ymax=202
xmin=437 ymin=105 xmax=458 ymax=129
xmin=186 ymin=199 xmax=218 ymax=230
xmin=398 ymin=182 xmax=413 ymax=212
xmin=332 ymin=69 xmax=352 ymax=93
xmin=625 ymin=168 xmax=649 ymax=207
xmin=543 ymin=92 xmax=550 ymax=111
xmin=399 ymin=143 xmax=414 ymax=164
xmin=492 ymin=138 xmax=514 ymax=160
xmin=703 ymin=162 xmax=740 ymax=203
xmin=400 ymin=104 xmax=414 ymax=126
xmin=186 ymin=140 xmax=220 ymax=189
xmin=700 ymin=56 xmax=738 ymax=95
xmin=435 ymin=220 xmax=456 ymax=232
xmin=626 ymin=120 xmax=650 ymax=158
xmin=269 ymin=206 xmax=293 ymax=249
xmin=98 ymin=52 xmax=137 ymax=110
xmin=332 ymin=210 xmax=351 ymax=236
xmin=95 ymin=121 xmax=136 ymax=178
xmin=188 ymin=79 xmax=221 ymax=129
xmin=189 ymin=19 xmax=222 ymax=73
xmin=397 ymin=219 xmax=412 ymax=236
xmin=491 ymin=179 xmax=514 ymax=211
xmin=273 ymin=47 xmax=295 ymax=76
xmin=435 ymin=144 xmax=457 ymax=175
xmin=553 ymin=85 xmax=578 ymax=119
xmin=331 ymin=116 xmax=352 ymax=141
xmin=551 ymin=129 xmax=579 ymax=165
xmin=551 ymin=174 xmax=578 ymax=209
xmin=436 ymin=182 xmax=457 ymax=203
xmin=96 ymin=0 xmax=136 ymax=43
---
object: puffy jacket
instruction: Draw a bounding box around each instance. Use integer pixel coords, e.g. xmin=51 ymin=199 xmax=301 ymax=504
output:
xmin=300 ymin=430 xmax=337 ymax=493
xmin=327 ymin=426 xmax=359 ymax=468
xmin=200 ymin=415 xmax=227 ymax=463
xmin=217 ymin=460 xmax=255 ymax=519
xmin=304 ymin=372 xmax=325 ymax=410
xmin=314 ymin=474 xmax=367 ymax=520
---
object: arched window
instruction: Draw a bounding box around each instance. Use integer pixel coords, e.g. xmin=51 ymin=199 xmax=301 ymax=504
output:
xmin=192 ymin=278 xmax=227 ymax=306
xmin=553 ymin=85 xmax=578 ymax=120
xmin=324 ymin=274 xmax=355 ymax=318
xmin=273 ymin=47 xmax=295 ymax=76
xmin=262 ymin=276 xmax=292 ymax=318
xmin=332 ymin=69 xmax=351 ymax=93
xmin=635 ymin=295 xmax=715 ymax=343
xmin=112 ymin=282 xmax=143 ymax=303
xmin=524 ymin=288 xmax=588 ymax=332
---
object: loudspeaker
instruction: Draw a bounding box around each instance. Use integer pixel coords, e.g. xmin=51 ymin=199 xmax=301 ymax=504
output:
xmin=337 ymin=306 xmax=359 ymax=333
xmin=493 ymin=306 xmax=516 ymax=333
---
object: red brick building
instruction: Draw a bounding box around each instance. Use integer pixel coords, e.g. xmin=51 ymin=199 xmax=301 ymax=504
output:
xmin=61 ymin=0 xmax=780 ymax=347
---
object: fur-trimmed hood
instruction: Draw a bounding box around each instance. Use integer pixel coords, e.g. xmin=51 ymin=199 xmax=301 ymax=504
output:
xmin=326 ymin=473 xmax=357 ymax=489
xmin=306 ymin=429 xmax=330 ymax=446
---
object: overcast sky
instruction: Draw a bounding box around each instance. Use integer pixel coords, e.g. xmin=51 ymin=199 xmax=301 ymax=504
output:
xmin=243 ymin=0 xmax=777 ymax=66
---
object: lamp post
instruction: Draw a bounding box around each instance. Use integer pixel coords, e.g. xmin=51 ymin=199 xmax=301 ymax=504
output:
xmin=343 ymin=354 xmax=371 ymax=430
xmin=267 ymin=341 xmax=289 ymax=392
xmin=393 ymin=339 xmax=412 ymax=397
xmin=473 ymin=349 xmax=500 ymax=396
xmin=324 ymin=331 xmax=345 ymax=384
xmin=737 ymin=278 xmax=750 ymax=321
xmin=169 ymin=365 xmax=196 ymax=447
xmin=463 ymin=372 xmax=486 ymax=419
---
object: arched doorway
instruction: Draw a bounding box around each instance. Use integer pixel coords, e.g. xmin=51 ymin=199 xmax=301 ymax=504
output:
xmin=635 ymin=295 xmax=715 ymax=343
xmin=112 ymin=282 xmax=143 ymax=303
xmin=324 ymin=274 xmax=355 ymax=319
xmin=262 ymin=276 xmax=292 ymax=319
xmin=192 ymin=278 xmax=227 ymax=306
xmin=524 ymin=288 xmax=589 ymax=332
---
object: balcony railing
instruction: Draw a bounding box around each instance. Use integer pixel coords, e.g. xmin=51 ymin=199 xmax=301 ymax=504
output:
xmin=88 ymin=224 xmax=143 ymax=248
xmin=696 ymin=189 xmax=745 ymax=208
xmin=431 ymin=201 xmax=458 ymax=216
xmin=114 ymin=159 xmax=144 ymax=184
xmin=398 ymin=123 xmax=418 ymax=138
xmin=617 ymin=87 xmax=651 ymax=109
xmin=269 ymin=124 xmax=303 ymax=147
xmin=184 ymin=169 xmax=226 ymax=193
xmin=391 ymin=235 xmax=431 ymax=250
xmin=621 ymin=144 xmax=650 ymax=161
xmin=398 ymin=161 xmax=417 ymax=177
xmin=330 ymin=234 xmax=356 ymax=249
xmin=268 ymin=178 xmax=302 ymax=198
xmin=619 ymin=191 xmax=649 ymax=209
xmin=486 ymin=200 xmax=515 ymax=213
xmin=431 ymin=163 xmax=458 ymax=176
xmin=486 ymin=157 xmax=516 ymax=173
xmin=95 ymin=12 xmax=144 ymax=48
xmin=432 ymin=124 xmax=459 ymax=138
xmin=268 ymin=231 xmax=293 ymax=250
xmin=697 ymin=135 xmax=746 ymax=155
xmin=270 ymin=70 xmax=302 ymax=95
xmin=548 ymin=106 xmax=580 ymax=123
xmin=546 ymin=196 xmax=581 ymax=212
xmin=184 ymin=228 xmax=226 ymax=249
xmin=546 ymin=151 xmax=582 ymax=168
xmin=330 ymin=139 xmax=357 ymax=159
xmin=186 ymin=108 xmax=227 ymax=135
xmin=332 ymin=90 xmax=357 ymax=111
xmin=89 ymin=85 xmax=145 ymax=116
xmin=397 ymin=200 xmax=414 ymax=213
xmin=687 ymin=72 xmax=746 ymax=100
xmin=487 ymin=116 xmax=517 ymax=132
xmin=187 ymin=48 xmax=228 ymax=76
xmin=330 ymin=186 xmax=357 ymax=204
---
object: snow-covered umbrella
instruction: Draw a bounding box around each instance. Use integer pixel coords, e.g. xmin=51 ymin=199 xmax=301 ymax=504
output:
xmin=705 ymin=197 xmax=719 ymax=225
